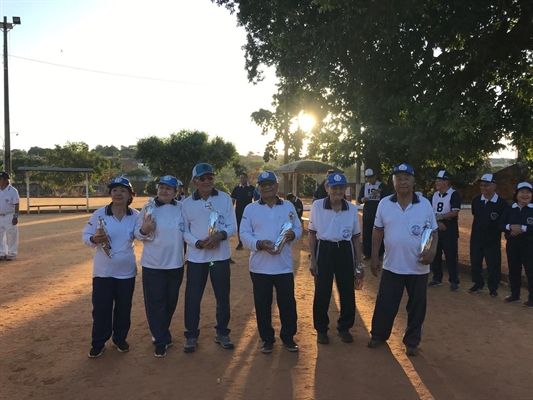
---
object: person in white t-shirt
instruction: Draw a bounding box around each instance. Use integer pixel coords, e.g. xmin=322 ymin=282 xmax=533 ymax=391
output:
xmin=82 ymin=177 xmax=139 ymax=358
xmin=135 ymin=175 xmax=186 ymax=358
xmin=368 ymin=164 xmax=438 ymax=357
xmin=240 ymin=171 xmax=302 ymax=354
xmin=0 ymin=171 xmax=20 ymax=260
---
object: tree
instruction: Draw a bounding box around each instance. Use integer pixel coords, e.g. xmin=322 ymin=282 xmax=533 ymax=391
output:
xmin=93 ymin=145 xmax=120 ymax=158
xmin=27 ymin=146 xmax=51 ymax=157
xmin=136 ymin=130 xmax=238 ymax=189
xmin=214 ymin=0 xmax=533 ymax=176
xmin=120 ymin=145 xmax=138 ymax=159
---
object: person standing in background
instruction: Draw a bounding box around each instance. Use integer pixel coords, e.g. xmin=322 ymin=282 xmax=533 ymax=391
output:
xmin=0 ymin=172 xmax=20 ymax=261
xmin=231 ymin=173 xmax=255 ymax=250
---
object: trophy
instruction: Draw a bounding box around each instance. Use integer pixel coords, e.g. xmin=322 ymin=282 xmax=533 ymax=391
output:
xmin=354 ymin=262 xmax=365 ymax=290
xmin=96 ymin=216 xmax=113 ymax=258
xmin=144 ymin=198 xmax=156 ymax=242
xmin=420 ymin=220 xmax=433 ymax=254
xmin=273 ymin=212 xmax=296 ymax=254
xmin=205 ymin=202 xmax=219 ymax=236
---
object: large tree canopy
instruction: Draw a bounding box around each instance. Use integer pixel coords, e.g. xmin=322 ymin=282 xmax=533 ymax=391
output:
xmin=136 ymin=130 xmax=238 ymax=189
xmin=215 ymin=0 xmax=533 ymax=174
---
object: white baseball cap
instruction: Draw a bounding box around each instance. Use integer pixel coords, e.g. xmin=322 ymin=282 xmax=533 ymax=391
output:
xmin=517 ymin=182 xmax=533 ymax=191
xmin=477 ymin=174 xmax=496 ymax=184
xmin=364 ymin=168 xmax=375 ymax=177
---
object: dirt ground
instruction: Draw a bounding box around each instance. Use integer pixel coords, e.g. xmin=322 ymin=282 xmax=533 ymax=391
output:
xmin=1 ymin=198 xmax=532 ymax=400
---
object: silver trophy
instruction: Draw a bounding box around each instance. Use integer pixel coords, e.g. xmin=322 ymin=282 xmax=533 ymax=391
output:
xmin=144 ymin=198 xmax=156 ymax=242
xmin=205 ymin=202 xmax=219 ymax=236
xmin=97 ymin=216 xmax=113 ymax=258
xmin=273 ymin=212 xmax=296 ymax=254
xmin=420 ymin=220 xmax=433 ymax=254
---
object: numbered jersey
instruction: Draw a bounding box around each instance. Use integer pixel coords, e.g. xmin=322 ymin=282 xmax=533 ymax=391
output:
xmin=431 ymin=188 xmax=461 ymax=238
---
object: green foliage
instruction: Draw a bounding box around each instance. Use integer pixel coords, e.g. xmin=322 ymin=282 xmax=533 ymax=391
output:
xmin=214 ymin=180 xmax=230 ymax=194
xmin=27 ymin=146 xmax=50 ymax=157
xmin=93 ymin=145 xmax=120 ymax=158
xmin=126 ymin=168 xmax=150 ymax=180
xmin=120 ymin=145 xmax=138 ymax=159
xmin=144 ymin=180 xmax=157 ymax=195
xmin=136 ymin=130 xmax=238 ymax=189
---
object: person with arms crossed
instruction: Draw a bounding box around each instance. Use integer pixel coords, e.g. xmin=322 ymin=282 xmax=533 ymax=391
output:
xmin=468 ymin=174 xmax=508 ymax=297
xmin=357 ymin=168 xmax=390 ymax=260
xmin=182 ymin=163 xmax=237 ymax=353
xmin=240 ymin=171 xmax=302 ymax=353
xmin=368 ymin=164 xmax=438 ymax=356
xmin=231 ymin=173 xmax=255 ymax=250
xmin=309 ymin=173 xmax=363 ymax=344
xmin=428 ymin=170 xmax=461 ymax=291
xmin=82 ymin=177 xmax=139 ymax=358
xmin=0 ymin=172 xmax=20 ymax=261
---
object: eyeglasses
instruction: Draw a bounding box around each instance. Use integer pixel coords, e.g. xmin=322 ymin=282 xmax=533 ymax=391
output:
xmin=258 ymin=181 xmax=276 ymax=188
xmin=195 ymin=174 xmax=214 ymax=182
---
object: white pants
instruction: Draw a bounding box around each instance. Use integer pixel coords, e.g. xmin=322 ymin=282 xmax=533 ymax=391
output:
xmin=0 ymin=214 xmax=19 ymax=257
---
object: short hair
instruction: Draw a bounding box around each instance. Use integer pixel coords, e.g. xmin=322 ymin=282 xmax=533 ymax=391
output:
xmin=239 ymin=172 xmax=248 ymax=178
xmin=108 ymin=185 xmax=136 ymax=205
xmin=513 ymin=187 xmax=533 ymax=204
xmin=286 ymin=193 xmax=295 ymax=201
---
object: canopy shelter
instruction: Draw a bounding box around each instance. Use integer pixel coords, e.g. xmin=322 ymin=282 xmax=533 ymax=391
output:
xmin=274 ymin=160 xmax=343 ymax=195
xmin=17 ymin=167 xmax=94 ymax=214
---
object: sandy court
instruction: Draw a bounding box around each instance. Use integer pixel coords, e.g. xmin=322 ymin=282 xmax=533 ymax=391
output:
xmin=0 ymin=207 xmax=532 ymax=400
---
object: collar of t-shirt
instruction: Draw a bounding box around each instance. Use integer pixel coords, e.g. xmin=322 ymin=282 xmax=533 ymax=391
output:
xmin=512 ymin=203 xmax=533 ymax=209
xmin=438 ymin=188 xmax=453 ymax=198
xmin=481 ymin=194 xmax=499 ymax=204
xmin=154 ymin=197 xmax=178 ymax=207
xmin=192 ymin=188 xmax=219 ymax=200
xmin=389 ymin=192 xmax=421 ymax=204
xmin=259 ymin=196 xmax=283 ymax=206
xmin=239 ymin=184 xmax=251 ymax=188
xmin=323 ymin=197 xmax=349 ymax=211
xmin=105 ymin=203 xmax=134 ymax=215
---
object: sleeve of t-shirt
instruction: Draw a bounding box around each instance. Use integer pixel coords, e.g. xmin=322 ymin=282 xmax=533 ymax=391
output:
xmin=357 ymin=185 xmax=365 ymax=204
xmin=450 ymin=191 xmax=461 ymax=211
xmin=308 ymin=202 xmax=318 ymax=233
xmin=374 ymin=201 xmax=384 ymax=230
xmin=230 ymin=186 xmax=238 ymax=200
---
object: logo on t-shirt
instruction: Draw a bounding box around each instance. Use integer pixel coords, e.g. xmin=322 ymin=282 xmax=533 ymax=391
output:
xmin=527 ymin=217 xmax=533 ymax=226
xmin=490 ymin=212 xmax=499 ymax=220
xmin=342 ymin=229 xmax=351 ymax=239
xmin=179 ymin=222 xmax=185 ymax=232
xmin=411 ymin=225 xmax=421 ymax=236
xmin=218 ymin=215 xmax=225 ymax=225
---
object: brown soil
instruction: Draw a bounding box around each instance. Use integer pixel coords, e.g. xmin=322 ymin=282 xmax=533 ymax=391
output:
xmin=1 ymin=200 xmax=532 ymax=400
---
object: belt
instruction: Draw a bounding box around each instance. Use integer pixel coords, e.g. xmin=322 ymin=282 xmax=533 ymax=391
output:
xmin=0 ymin=212 xmax=13 ymax=217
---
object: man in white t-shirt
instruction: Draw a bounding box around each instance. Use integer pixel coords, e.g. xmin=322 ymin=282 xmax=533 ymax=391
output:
xmin=368 ymin=164 xmax=438 ymax=357
xmin=0 ymin=172 xmax=20 ymax=260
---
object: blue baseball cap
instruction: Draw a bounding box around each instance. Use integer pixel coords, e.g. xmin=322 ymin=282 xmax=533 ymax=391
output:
xmin=392 ymin=163 xmax=415 ymax=177
xmin=107 ymin=177 xmax=132 ymax=189
xmin=257 ymin=171 xmax=278 ymax=183
xmin=326 ymin=173 xmax=348 ymax=186
xmin=158 ymin=175 xmax=179 ymax=188
xmin=192 ymin=163 xmax=214 ymax=178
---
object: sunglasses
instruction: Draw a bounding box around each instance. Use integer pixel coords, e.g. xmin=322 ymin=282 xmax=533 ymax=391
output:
xmin=195 ymin=174 xmax=214 ymax=182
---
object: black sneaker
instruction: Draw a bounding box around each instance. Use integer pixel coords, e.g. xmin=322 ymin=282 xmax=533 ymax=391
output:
xmin=113 ymin=341 xmax=130 ymax=353
xmin=468 ymin=285 xmax=482 ymax=294
xmin=367 ymin=338 xmax=385 ymax=349
xmin=236 ymin=243 xmax=243 ymax=250
xmin=504 ymin=295 xmax=520 ymax=303
xmin=154 ymin=344 xmax=167 ymax=357
xmin=317 ymin=332 xmax=329 ymax=344
xmin=338 ymin=330 xmax=353 ymax=343
xmin=284 ymin=340 xmax=299 ymax=352
xmin=88 ymin=346 xmax=105 ymax=358
xmin=261 ymin=341 xmax=274 ymax=354
xmin=214 ymin=334 xmax=234 ymax=350
xmin=427 ymin=280 xmax=443 ymax=287
xmin=523 ymin=299 xmax=533 ymax=308
xmin=406 ymin=345 xmax=419 ymax=357
xmin=184 ymin=338 xmax=197 ymax=353
xmin=450 ymin=283 xmax=459 ymax=291
xmin=489 ymin=290 xmax=498 ymax=298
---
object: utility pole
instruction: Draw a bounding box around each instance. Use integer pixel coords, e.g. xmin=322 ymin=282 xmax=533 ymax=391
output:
xmin=2 ymin=16 xmax=21 ymax=175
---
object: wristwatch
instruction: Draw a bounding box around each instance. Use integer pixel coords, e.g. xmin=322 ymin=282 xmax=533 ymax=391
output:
xmin=12 ymin=213 xmax=19 ymax=218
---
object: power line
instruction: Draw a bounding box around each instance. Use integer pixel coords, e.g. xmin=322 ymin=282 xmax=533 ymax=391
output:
xmin=9 ymin=54 xmax=211 ymax=86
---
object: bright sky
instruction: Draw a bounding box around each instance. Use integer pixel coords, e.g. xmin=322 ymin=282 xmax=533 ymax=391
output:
xmin=1 ymin=0 xmax=278 ymax=156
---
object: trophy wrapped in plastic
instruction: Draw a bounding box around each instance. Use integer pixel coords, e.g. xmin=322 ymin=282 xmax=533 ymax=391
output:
xmin=205 ymin=202 xmax=219 ymax=236
xmin=144 ymin=198 xmax=156 ymax=242
xmin=273 ymin=212 xmax=296 ymax=254
xmin=97 ymin=216 xmax=113 ymax=258
xmin=354 ymin=262 xmax=365 ymax=290
xmin=420 ymin=220 xmax=433 ymax=254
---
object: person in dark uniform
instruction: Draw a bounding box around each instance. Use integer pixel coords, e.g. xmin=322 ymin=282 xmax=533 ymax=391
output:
xmin=499 ymin=182 xmax=533 ymax=307
xmin=428 ymin=170 xmax=462 ymax=291
xmin=468 ymin=173 xmax=508 ymax=297
xmin=231 ymin=173 xmax=256 ymax=250
xmin=286 ymin=193 xmax=304 ymax=222
xmin=357 ymin=168 xmax=390 ymax=260
xmin=313 ymin=169 xmax=335 ymax=202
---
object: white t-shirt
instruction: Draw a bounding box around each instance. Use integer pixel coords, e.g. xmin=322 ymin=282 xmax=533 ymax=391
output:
xmin=309 ymin=198 xmax=361 ymax=241
xmin=240 ymin=198 xmax=302 ymax=275
xmin=375 ymin=193 xmax=438 ymax=275
xmin=0 ymin=185 xmax=19 ymax=214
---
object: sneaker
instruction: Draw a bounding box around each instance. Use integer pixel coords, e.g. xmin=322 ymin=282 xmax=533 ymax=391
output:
xmin=113 ymin=341 xmax=130 ymax=353
xmin=261 ymin=341 xmax=274 ymax=354
xmin=523 ymin=300 xmax=533 ymax=308
xmin=338 ymin=330 xmax=353 ymax=343
xmin=367 ymin=338 xmax=385 ymax=349
xmin=406 ymin=345 xmax=419 ymax=357
xmin=504 ymin=295 xmax=520 ymax=303
xmin=184 ymin=338 xmax=198 ymax=353
xmin=317 ymin=332 xmax=329 ymax=344
xmin=154 ymin=344 xmax=167 ymax=357
xmin=88 ymin=346 xmax=105 ymax=358
xmin=450 ymin=283 xmax=459 ymax=291
xmin=489 ymin=290 xmax=498 ymax=298
xmin=214 ymin=334 xmax=234 ymax=350
xmin=5 ymin=257 xmax=15 ymax=261
xmin=236 ymin=243 xmax=243 ymax=250
xmin=284 ymin=340 xmax=299 ymax=352
xmin=427 ymin=280 xmax=443 ymax=287
xmin=468 ymin=285 xmax=483 ymax=294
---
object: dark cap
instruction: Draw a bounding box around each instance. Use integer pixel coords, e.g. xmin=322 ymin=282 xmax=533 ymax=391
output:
xmin=477 ymin=173 xmax=496 ymax=184
xmin=0 ymin=171 xmax=10 ymax=179
xmin=435 ymin=170 xmax=452 ymax=180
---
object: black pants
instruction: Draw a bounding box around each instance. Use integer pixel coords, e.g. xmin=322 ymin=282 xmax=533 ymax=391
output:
xmin=236 ymin=213 xmax=243 ymax=244
xmin=250 ymin=272 xmax=297 ymax=343
xmin=370 ymin=270 xmax=428 ymax=346
xmin=91 ymin=276 xmax=135 ymax=349
xmin=184 ymin=259 xmax=231 ymax=339
xmin=142 ymin=267 xmax=184 ymax=346
xmin=431 ymin=236 xmax=459 ymax=284
xmin=470 ymin=239 xmax=501 ymax=291
xmin=313 ymin=240 xmax=356 ymax=333
xmin=506 ymin=239 xmax=533 ymax=300
xmin=362 ymin=218 xmax=384 ymax=258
